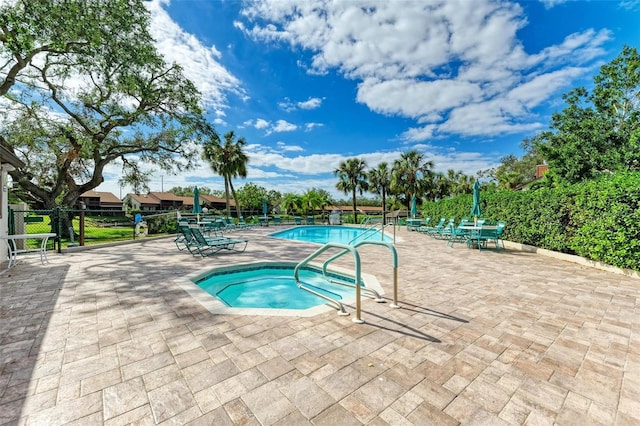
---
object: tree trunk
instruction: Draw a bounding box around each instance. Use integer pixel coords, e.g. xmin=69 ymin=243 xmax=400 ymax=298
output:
xmin=229 ymin=179 xmax=241 ymax=218
xmin=352 ymin=189 xmax=358 ymax=225
xmin=382 ymin=190 xmax=386 ymax=225
xmin=224 ymin=177 xmax=231 ymax=217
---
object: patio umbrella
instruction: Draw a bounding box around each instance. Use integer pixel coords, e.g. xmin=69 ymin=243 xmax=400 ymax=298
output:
xmin=410 ymin=195 xmax=417 ymax=218
xmin=262 ymin=199 xmax=268 ymax=216
xmin=193 ymin=186 xmax=202 ymax=220
xmin=471 ymin=180 xmax=482 ymax=224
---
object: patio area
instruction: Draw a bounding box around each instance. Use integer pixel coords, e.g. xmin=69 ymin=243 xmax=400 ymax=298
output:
xmin=1 ymin=225 xmax=638 ymax=425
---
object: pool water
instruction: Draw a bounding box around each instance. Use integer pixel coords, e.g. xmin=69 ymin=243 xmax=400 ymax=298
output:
xmin=270 ymin=225 xmax=391 ymax=245
xmin=196 ymin=264 xmax=358 ymax=310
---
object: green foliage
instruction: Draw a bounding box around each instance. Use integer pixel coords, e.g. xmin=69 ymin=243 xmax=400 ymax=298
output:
xmin=202 ymin=130 xmax=248 ymax=217
xmin=535 ymin=46 xmax=640 ymax=184
xmin=2 ymin=0 xmax=211 ymax=210
xmin=236 ymin=183 xmax=268 ymax=213
xmin=335 ymin=158 xmax=368 ymax=224
xmin=422 ymin=172 xmax=640 ymax=271
xmin=570 ymin=173 xmax=640 ymax=269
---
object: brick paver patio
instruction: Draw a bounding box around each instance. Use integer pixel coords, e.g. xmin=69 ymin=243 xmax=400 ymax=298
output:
xmin=1 ymin=226 xmax=638 ymax=425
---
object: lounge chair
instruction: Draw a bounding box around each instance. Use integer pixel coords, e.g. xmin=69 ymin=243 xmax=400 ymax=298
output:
xmin=446 ymin=218 xmax=471 ymax=247
xmin=294 ymin=216 xmax=302 ymax=225
xmin=418 ymin=217 xmax=446 ymax=236
xmin=273 ymin=215 xmax=281 ymax=225
xmin=175 ymin=223 xmax=193 ymax=251
xmin=435 ymin=218 xmax=458 ymax=239
xmin=238 ymin=217 xmax=254 ymax=228
xmin=188 ymin=226 xmax=248 ymax=256
xmin=216 ymin=217 xmax=237 ymax=232
xmin=306 ymin=216 xmax=315 ymax=225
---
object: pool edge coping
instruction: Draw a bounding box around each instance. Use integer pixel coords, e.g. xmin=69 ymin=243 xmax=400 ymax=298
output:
xmin=173 ymin=260 xmax=385 ymax=318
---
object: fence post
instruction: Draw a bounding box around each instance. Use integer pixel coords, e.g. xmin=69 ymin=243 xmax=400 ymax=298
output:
xmin=54 ymin=207 xmax=61 ymax=253
xmin=8 ymin=206 xmax=14 ymax=235
xmin=79 ymin=203 xmax=86 ymax=246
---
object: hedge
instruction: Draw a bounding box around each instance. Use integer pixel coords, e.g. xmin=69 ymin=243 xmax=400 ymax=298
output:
xmin=422 ymin=172 xmax=640 ymax=271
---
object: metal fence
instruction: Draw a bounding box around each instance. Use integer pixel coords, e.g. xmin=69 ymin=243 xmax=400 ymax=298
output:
xmin=8 ymin=208 xmax=180 ymax=251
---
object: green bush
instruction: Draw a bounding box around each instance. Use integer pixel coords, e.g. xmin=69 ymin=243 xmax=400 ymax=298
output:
xmin=422 ymin=172 xmax=640 ymax=271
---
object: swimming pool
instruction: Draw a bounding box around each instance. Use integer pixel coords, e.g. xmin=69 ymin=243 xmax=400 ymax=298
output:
xmin=270 ymin=225 xmax=391 ymax=245
xmin=176 ymin=261 xmax=383 ymax=317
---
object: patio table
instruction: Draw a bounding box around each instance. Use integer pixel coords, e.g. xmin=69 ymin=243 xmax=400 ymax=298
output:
xmin=406 ymin=218 xmax=423 ymax=231
xmin=0 ymin=233 xmax=57 ymax=269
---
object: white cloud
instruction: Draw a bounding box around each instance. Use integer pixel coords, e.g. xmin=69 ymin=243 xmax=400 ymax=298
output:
xmin=244 ymin=118 xmax=298 ymax=135
xmin=146 ymin=0 xmax=244 ymax=111
xmin=276 ymin=141 xmax=305 ymax=152
xmin=97 ymin=142 xmax=498 ymax=200
xmin=305 ymin=122 xmax=323 ymax=132
xmin=271 ymin=120 xmax=297 ymax=133
xmin=621 ymin=0 xmax=640 ymax=10
xmin=298 ymin=97 xmax=323 ymax=109
xmin=539 ymin=0 xmax=569 ymax=9
xmin=237 ymin=0 xmax=611 ymax=141
xmin=254 ymin=118 xmax=270 ymax=129
xmin=278 ymin=96 xmax=323 ymax=111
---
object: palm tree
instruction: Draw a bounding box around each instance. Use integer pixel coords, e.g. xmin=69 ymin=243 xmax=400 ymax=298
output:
xmin=301 ymin=189 xmax=321 ymax=216
xmin=202 ymin=130 xmax=248 ymax=217
xmin=280 ymin=193 xmax=301 ymax=216
xmin=391 ymin=150 xmax=434 ymax=211
xmin=334 ymin=158 xmax=369 ymax=224
xmin=368 ymin=162 xmax=391 ymax=225
xmin=431 ymin=172 xmax=451 ymax=201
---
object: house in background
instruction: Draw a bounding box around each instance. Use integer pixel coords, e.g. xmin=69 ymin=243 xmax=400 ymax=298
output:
xmin=200 ymin=194 xmax=233 ymax=212
xmin=78 ymin=190 xmax=123 ymax=213
xmin=122 ymin=192 xmax=202 ymax=212
xmin=536 ymin=164 xmax=549 ymax=179
xmin=123 ymin=193 xmax=163 ymax=212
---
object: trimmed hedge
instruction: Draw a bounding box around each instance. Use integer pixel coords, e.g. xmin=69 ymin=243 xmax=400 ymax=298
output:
xmin=422 ymin=172 xmax=640 ymax=271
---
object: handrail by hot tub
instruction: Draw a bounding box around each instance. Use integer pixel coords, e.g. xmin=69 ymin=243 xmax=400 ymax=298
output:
xmin=322 ymin=240 xmax=400 ymax=309
xmin=294 ymin=242 xmax=364 ymax=322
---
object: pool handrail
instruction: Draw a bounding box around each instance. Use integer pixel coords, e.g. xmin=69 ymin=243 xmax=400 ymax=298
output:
xmin=294 ymin=242 xmax=364 ymax=322
xmin=348 ymin=221 xmax=388 ymax=245
xmin=322 ymin=240 xmax=400 ymax=309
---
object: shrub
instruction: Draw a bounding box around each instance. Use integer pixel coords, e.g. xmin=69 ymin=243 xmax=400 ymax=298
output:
xmin=422 ymin=172 xmax=640 ymax=271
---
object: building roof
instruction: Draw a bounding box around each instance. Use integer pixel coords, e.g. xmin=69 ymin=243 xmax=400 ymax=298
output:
xmin=200 ymin=194 xmax=231 ymax=205
xmin=148 ymin=191 xmax=185 ymax=202
xmin=125 ymin=193 xmax=161 ymax=205
xmin=80 ymin=190 xmax=122 ymax=204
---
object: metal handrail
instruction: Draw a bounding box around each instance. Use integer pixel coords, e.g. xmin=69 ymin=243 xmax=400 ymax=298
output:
xmin=348 ymin=221 xmax=387 ymax=244
xmin=294 ymin=242 xmax=364 ymax=322
xmin=322 ymin=240 xmax=400 ymax=309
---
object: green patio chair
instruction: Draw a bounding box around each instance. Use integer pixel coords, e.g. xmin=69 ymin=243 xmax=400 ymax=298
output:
xmin=294 ymin=216 xmax=302 ymax=225
xmin=189 ymin=226 xmax=248 ymax=256
xmin=238 ymin=217 xmax=254 ymax=228
xmin=418 ymin=217 xmax=446 ymax=236
xmin=435 ymin=218 xmax=456 ymax=239
xmin=446 ymin=218 xmax=472 ymax=247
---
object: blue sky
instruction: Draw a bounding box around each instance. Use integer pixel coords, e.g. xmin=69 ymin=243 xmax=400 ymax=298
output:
xmin=98 ymin=0 xmax=640 ymax=199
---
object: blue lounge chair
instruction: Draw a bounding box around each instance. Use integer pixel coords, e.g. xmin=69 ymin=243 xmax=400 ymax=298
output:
xmin=418 ymin=217 xmax=445 ymax=236
xmin=188 ymin=226 xmax=248 ymax=256
xmin=238 ymin=217 xmax=254 ymax=228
